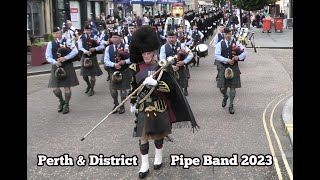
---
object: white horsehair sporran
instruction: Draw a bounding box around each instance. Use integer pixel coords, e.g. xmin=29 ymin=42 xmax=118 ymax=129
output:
xmin=224 ymin=67 xmax=234 ymax=79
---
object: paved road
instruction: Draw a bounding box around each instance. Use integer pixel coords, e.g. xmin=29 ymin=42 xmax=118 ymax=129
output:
xmin=27 ymin=39 xmax=293 ymax=179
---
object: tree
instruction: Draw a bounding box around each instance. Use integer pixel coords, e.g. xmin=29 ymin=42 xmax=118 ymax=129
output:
xmin=233 ymin=0 xmax=277 ymax=11
xmin=232 ymin=0 xmax=277 ymax=28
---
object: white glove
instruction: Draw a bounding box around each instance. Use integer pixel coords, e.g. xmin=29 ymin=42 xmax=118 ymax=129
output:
xmin=142 ymin=77 xmax=158 ymax=86
xmin=130 ymin=103 xmax=137 ymax=113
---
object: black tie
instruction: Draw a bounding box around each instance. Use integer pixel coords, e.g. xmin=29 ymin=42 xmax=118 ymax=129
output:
xmin=171 ymin=18 xmax=175 ymax=30
xmin=172 ymin=44 xmax=175 ymax=53
xmin=228 ymin=41 xmax=231 ymax=48
xmin=115 ymin=45 xmax=118 ymax=52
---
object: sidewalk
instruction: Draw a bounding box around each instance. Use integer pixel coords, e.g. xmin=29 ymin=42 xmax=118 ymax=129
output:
xmin=27 ymin=53 xmax=103 ymax=76
xmin=250 ymin=25 xmax=293 ymax=48
xmin=281 ymin=96 xmax=293 ymax=145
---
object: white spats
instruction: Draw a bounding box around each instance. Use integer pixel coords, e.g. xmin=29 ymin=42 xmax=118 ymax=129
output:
xmin=154 ymin=148 xmax=163 ymax=165
xmin=139 ymin=154 xmax=149 ymax=173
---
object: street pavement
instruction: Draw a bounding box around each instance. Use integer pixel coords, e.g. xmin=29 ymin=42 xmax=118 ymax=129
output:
xmin=27 ymin=31 xmax=293 ymax=179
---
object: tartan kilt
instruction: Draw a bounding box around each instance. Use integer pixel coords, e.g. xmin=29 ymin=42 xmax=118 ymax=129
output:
xmin=176 ymin=66 xmax=188 ymax=88
xmin=214 ymin=59 xmax=219 ymax=65
xmin=48 ymin=62 xmax=79 ymax=88
xmin=80 ymin=55 xmax=103 ymax=77
xmin=217 ymin=63 xmax=241 ymax=88
xmin=109 ymin=68 xmax=131 ymax=90
xmin=185 ymin=64 xmax=191 ymax=79
xmin=133 ymin=109 xmax=172 ymax=140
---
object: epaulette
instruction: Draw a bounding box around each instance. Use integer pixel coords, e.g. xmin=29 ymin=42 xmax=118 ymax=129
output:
xmin=129 ymin=63 xmax=136 ymax=72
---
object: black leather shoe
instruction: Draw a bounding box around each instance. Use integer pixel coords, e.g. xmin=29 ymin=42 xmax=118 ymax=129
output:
xmin=229 ymin=105 xmax=235 ymax=114
xmin=118 ymin=105 xmax=125 ymax=114
xmin=154 ymin=163 xmax=162 ymax=170
xmin=138 ymin=169 xmax=149 ymax=179
xmin=112 ymin=104 xmax=119 ymax=114
xmin=222 ymin=96 xmax=228 ymax=107
xmin=184 ymin=88 xmax=188 ymax=96
xmin=85 ymin=86 xmax=90 ymax=93
xmin=106 ymin=75 xmax=110 ymax=81
xmin=58 ymin=100 xmax=65 ymax=112
xmin=88 ymin=88 xmax=94 ymax=96
xmin=62 ymin=103 xmax=69 ymax=114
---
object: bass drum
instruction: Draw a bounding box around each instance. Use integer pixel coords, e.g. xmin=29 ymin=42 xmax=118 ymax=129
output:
xmin=196 ymin=44 xmax=208 ymax=57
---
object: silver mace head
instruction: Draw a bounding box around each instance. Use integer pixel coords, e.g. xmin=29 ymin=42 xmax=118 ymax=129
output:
xmin=158 ymin=56 xmax=175 ymax=67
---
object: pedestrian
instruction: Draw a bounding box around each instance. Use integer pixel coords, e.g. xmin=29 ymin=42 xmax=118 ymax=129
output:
xmin=123 ymin=23 xmax=137 ymax=45
xmin=45 ymin=27 xmax=80 ymax=114
xmin=214 ymin=27 xmax=248 ymax=114
xmin=190 ymin=23 xmax=204 ymax=67
xmin=160 ymin=31 xmax=193 ymax=96
xmin=63 ymin=20 xmax=78 ymax=43
xmin=128 ymin=25 xmax=199 ymax=179
xmin=104 ymin=30 xmax=131 ymax=114
xmin=78 ymin=24 xmax=104 ymax=96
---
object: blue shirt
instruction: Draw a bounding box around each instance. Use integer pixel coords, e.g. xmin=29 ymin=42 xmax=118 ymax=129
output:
xmin=104 ymin=43 xmax=131 ymax=67
xmin=45 ymin=38 xmax=78 ymax=64
xmin=159 ymin=42 xmax=193 ymax=64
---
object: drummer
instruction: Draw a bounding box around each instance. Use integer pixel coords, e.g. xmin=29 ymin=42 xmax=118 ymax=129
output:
xmin=191 ymin=23 xmax=204 ymax=44
xmin=190 ymin=23 xmax=204 ymax=67
xmin=176 ymin=25 xmax=192 ymax=46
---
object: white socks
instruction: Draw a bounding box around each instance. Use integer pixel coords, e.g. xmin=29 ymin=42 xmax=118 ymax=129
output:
xmin=139 ymin=154 xmax=149 ymax=173
xmin=154 ymin=148 xmax=163 ymax=165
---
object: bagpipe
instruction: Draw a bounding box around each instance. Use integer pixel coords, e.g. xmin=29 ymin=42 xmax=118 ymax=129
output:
xmin=87 ymin=37 xmax=104 ymax=55
xmin=115 ymin=47 xmax=130 ymax=62
xmin=231 ymin=43 xmax=244 ymax=57
xmin=111 ymin=47 xmax=130 ymax=83
xmin=175 ymin=47 xmax=190 ymax=62
xmin=57 ymin=45 xmax=80 ymax=63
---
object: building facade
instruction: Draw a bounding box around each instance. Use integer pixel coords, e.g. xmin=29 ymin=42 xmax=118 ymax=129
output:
xmin=27 ymin=0 xmax=107 ymax=46
xmin=275 ymin=0 xmax=293 ymax=18
xmin=27 ymin=0 xmax=53 ymax=45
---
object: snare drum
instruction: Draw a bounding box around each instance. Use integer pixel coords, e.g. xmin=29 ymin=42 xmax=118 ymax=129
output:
xmin=196 ymin=44 xmax=208 ymax=57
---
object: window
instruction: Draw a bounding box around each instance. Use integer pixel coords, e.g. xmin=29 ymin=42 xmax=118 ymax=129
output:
xmin=110 ymin=3 xmax=114 ymax=16
xmin=95 ymin=2 xmax=101 ymax=17
xmin=32 ymin=3 xmax=40 ymax=35
xmin=27 ymin=4 xmax=31 ymax=31
xmin=27 ymin=1 xmax=41 ymax=36
xmin=87 ymin=1 xmax=92 ymax=19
